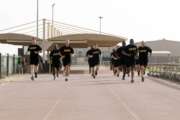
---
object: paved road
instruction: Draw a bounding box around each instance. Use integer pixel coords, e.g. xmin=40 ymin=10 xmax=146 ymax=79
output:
xmin=1 ymin=72 xmax=180 ymax=120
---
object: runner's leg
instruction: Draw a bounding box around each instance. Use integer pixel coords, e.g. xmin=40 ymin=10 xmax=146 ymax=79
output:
xmin=30 ymin=65 xmax=34 ymax=80
xmin=34 ymin=65 xmax=38 ymax=78
xmin=130 ymin=66 xmax=134 ymax=83
xmin=141 ymin=65 xmax=145 ymax=82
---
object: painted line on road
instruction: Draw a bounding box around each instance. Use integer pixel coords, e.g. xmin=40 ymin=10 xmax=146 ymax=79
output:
xmin=42 ymin=98 xmax=62 ymax=120
xmin=108 ymin=87 xmax=142 ymax=120
xmin=42 ymin=80 xmax=71 ymax=120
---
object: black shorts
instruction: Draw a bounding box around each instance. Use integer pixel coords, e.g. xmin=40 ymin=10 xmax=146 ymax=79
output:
xmin=88 ymin=59 xmax=96 ymax=67
xmin=92 ymin=57 xmax=100 ymax=66
xmin=120 ymin=57 xmax=126 ymax=65
xmin=30 ymin=57 xmax=39 ymax=65
xmin=94 ymin=60 xmax=100 ymax=66
xmin=62 ymin=57 xmax=71 ymax=66
xmin=113 ymin=59 xmax=120 ymax=67
xmin=125 ymin=58 xmax=135 ymax=68
xmin=51 ymin=61 xmax=61 ymax=68
xmin=135 ymin=59 xmax=140 ymax=65
xmin=139 ymin=59 xmax=148 ymax=67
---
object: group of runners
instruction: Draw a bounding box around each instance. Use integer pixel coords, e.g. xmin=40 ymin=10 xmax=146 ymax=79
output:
xmin=27 ymin=37 xmax=152 ymax=83
xmin=28 ymin=38 xmax=74 ymax=81
xmin=110 ymin=39 xmax=152 ymax=83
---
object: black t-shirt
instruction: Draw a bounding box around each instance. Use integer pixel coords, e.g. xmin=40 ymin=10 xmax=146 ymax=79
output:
xmin=138 ymin=46 xmax=152 ymax=60
xmin=92 ymin=48 xmax=101 ymax=61
xmin=111 ymin=51 xmax=119 ymax=60
xmin=86 ymin=49 xmax=94 ymax=60
xmin=28 ymin=44 xmax=42 ymax=58
xmin=50 ymin=49 xmax=61 ymax=62
xmin=125 ymin=44 xmax=137 ymax=59
xmin=117 ymin=46 xmax=126 ymax=58
xmin=60 ymin=46 xmax=74 ymax=59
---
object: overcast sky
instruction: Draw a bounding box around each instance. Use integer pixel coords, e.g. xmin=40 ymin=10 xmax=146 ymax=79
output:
xmin=0 ymin=0 xmax=180 ymax=54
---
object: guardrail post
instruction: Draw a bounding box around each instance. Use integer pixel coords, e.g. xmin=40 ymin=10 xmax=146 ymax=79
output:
xmin=7 ymin=54 xmax=9 ymax=76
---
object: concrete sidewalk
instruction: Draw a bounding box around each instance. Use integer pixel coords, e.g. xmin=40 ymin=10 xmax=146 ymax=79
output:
xmin=1 ymin=72 xmax=180 ymax=120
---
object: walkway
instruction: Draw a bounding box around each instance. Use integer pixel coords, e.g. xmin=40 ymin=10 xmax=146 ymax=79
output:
xmin=0 ymin=71 xmax=180 ymax=120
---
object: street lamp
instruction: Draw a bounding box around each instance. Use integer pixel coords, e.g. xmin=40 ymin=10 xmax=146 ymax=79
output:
xmin=37 ymin=0 xmax=39 ymax=39
xmin=98 ymin=16 xmax=103 ymax=34
xmin=51 ymin=3 xmax=55 ymax=37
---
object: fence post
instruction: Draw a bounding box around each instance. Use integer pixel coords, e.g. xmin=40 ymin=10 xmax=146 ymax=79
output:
xmin=7 ymin=54 xmax=9 ymax=76
xmin=0 ymin=53 xmax=1 ymax=79
xmin=13 ymin=54 xmax=15 ymax=74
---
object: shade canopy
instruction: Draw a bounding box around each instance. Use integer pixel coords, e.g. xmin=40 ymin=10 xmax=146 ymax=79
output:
xmin=0 ymin=33 xmax=41 ymax=45
xmin=0 ymin=33 xmax=127 ymax=51
xmin=48 ymin=33 xmax=126 ymax=50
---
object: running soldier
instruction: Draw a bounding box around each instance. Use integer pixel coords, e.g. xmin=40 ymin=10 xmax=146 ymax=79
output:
xmin=117 ymin=41 xmax=128 ymax=80
xmin=60 ymin=40 xmax=74 ymax=81
xmin=86 ymin=45 xmax=95 ymax=76
xmin=138 ymin=41 xmax=152 ymax=82
xmin=92 ymin=44 xmax=101 ymax=78
xmin=50 ymin=44 xmax=61 ymax=80
xmin=111 ymin=48 xmax=120 ymax=77
xmin=124 ymin=39 xmax=137 ymax=83
xmin=28 ymin=37 xmax=42 ymax=81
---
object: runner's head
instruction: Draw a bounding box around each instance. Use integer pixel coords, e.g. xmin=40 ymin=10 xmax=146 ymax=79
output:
xmin=65 ymin=40 xmax=70 ymax=47
xmin=95 ymin=44 xmax=98 ymax=49
xmin=55 ymin=44 xmax=59 ymax=49
xmin=141 ymin=41 xmax=145 ymax=47
xmin=112 ymin=48 xmax=116 ymax=52
xmin=90 ymin=45 xmax=94 ymax=49
xmin=32 ymin=37 xmax=37 ymax=44
xmin=122 ymin=41 xmax=126 ymax=47
xmin=130 ymin=39 xmax=134 ymax=45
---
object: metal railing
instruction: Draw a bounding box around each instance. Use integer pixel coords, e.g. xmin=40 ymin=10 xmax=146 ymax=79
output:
xmin=147 ymin=63 xmax=180 ymax=82
xmin=0 ymin=53 xmax=19 ymax=79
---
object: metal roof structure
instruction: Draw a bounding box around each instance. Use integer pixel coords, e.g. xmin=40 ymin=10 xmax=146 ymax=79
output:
xmin=0 ymin=19 xmax=127 ymax=49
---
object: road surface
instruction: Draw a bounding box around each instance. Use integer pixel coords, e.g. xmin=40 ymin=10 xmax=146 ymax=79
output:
xmin=0 ymin=72 xmax=180 ymax=120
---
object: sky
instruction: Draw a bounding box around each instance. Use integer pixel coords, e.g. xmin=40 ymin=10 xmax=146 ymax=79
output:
xmin=0 ymin=0 xmax=180 ymax=54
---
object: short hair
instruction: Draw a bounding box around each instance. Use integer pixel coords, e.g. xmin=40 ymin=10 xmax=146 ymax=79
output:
xmin=122 ymin=41 xmax=126 ymax=46
xmin=130 ymin=39 xmax=134 ymax=44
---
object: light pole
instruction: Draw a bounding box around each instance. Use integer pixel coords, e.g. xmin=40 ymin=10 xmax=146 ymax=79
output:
xmin=98 ymin=16 xmax=103 ymax=65
xmin=36 ymin=0 xmax=39 ymax=40
xmin=99 ymin=16 xmax=103 ymax=34
xmin=51 ymin=3 xmax=55 ymax=37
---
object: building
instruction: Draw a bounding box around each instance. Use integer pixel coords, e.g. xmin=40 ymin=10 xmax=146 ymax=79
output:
xmin=137 ymin=39 xmax=180 ymax=64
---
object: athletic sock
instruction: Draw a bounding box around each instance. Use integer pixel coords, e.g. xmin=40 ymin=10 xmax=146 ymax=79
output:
xmin=35 ymin=72 xmax=38 ymax=78
xmin=31 ymin=69 xmax=34 ymax=77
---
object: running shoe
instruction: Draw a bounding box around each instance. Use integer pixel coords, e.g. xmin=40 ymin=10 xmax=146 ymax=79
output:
xmin=141 ymin=77 xmax=144 ymax=82
xmin=117 ymin=74 xmax=119 ymax=77
xmin=95 ymin=71 xmax=98 ymax=76
xmin=92 ymin=74 xmax=96 ymax=79
xmin=131 ymin=80 xmax=134 ymax=83
xmin=31 ymin=76 xmax=34 ymax=81
xmin=65 ymin=78 xmax=68 ymax=82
